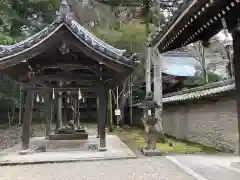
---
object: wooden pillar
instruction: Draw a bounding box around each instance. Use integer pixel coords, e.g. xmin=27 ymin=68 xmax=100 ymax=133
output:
xmin=18 ymin=85 xmax=24 ymax=126
xmin=96 ymin=97 xmax=100 ymax=138
xmin=21 ymin=86 xmax=34 ymax=151
xmin=45 ymin=93 xmax=52 ymax=136
xmin=76 ymin=98 xmax=80 ymax=128
xmin=72 ymin=98 xmax=76 ymax=122
xmin=63 ymin=102 xmax=68 ymax=124
xmin=50 ymin=99 xmax=53 ymax=132
xmin=98 ymin=88 xmax=107 ymax=151
xmin=129 ymin=77 xmax=133 ymax=125
xmin=56 ymin=92 xmax=63 ymax=129
xmin=107 ymin=89 xmax=113 ymax=132
xmin=232 ymin=22 xmax=240 ymax=155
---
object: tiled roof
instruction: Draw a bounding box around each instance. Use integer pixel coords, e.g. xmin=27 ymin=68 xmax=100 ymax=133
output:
xmin=132 ymin=78 xmax=235 ymax=107
xmin=64 ymin=17 xmax=134 ymax=64
xmin=163 ymin=79 xmax=234 ymax=103
xmin=0 ymin=1 xmax=135 ymax=65
xmin=162 ymin=51 xmax=201 ymax=77
xmin=0 ymin=23 xmax=57 ymax=58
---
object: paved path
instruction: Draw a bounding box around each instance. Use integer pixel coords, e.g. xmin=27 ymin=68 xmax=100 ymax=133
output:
xmin=0 ymin=157 xmax=196 ymax=180
xmin=0 ymin=135 xmax=136 ymax=165
xmin=167 ymin=155 xmax=240 ymax=180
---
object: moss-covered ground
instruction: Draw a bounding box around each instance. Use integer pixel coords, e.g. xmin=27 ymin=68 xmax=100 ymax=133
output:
xmin=109 ymin=127 xmax=220 ymax=155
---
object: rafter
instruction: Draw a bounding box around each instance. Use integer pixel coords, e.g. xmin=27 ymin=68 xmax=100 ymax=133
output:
xmin=36 ymin=63 xmax=101 ymax=74
xmin=19 ymin=71 xmax=104 ymax=82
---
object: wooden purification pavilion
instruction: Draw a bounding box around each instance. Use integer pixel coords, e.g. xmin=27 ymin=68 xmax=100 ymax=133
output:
xmin=0 ymin=0 xmax=135 ymax=153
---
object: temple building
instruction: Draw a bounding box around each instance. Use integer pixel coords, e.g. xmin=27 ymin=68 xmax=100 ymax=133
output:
xmin=0 ymin=0 xmax=136 ymax=153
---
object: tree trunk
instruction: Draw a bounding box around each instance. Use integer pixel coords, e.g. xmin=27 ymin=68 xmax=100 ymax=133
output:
xmin=201 ymin=44 xmax=208 ymax=84
xmin=119 ymin=88 xmax=126 ymax=125
xmin=118 ymin=81 xmax=128 ymax=125
xmin=129 ymin=76 xmax=133 ymax=125
xmin=108 ymin=89 xmax=113 ymax=132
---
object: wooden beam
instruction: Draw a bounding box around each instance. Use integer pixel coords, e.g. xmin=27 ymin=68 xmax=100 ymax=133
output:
xmin=36 ymin=64 xmax=101 ymax=73
xmin=21 ymin=86 xmax=34 ymax=150
xmin=44 ymin=92 xmax=52 ymax=136
xmin=232 ymin=23 xmax=240 ymax=155
xmin=20 ymin=72 xmax=118 ymax=86
xmin=32 ymin=86 xmax=99 ymax=92
xmin=98 ymin=87 xmax=107 ymax=151
xmin=96 ymin=97 xmax=100 ymax=138
xmin=39 ymin=80 xmax=97 ymax=85
xmin=56 ymin=91 xmax=63 ymax=129
xmin=23 ymin=80 xmax=98 ymax=90
xmin=21 ymin=72 xmax=101 ymax=82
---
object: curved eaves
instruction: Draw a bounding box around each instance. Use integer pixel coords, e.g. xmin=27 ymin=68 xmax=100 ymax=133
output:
xmin=0 ymin=22 xmax=58 ymax=58
xmin=69 ymin=19 xmax=126 ymax=56
xmin=0 ymin=16 xmax=135 ymax=70
xmin=63 ymin=20 xmax=134 ymax=68
xmin=0 ymin=23 xmax=63 ymax=69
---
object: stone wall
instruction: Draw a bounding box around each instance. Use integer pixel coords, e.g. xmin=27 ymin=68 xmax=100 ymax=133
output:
xmin=132 ymin=89 xmax=239 ymax=153
xmin=163 ymin=94 xmax=239 ymax=153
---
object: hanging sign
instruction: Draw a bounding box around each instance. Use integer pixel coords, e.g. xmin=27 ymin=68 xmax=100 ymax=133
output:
xmin=147 ymin=110 xmax=152 ymax=116
xmin=114 ymin=109 xmax=121 ymax=116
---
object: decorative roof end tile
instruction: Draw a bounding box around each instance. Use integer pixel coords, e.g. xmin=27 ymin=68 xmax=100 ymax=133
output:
xmin=56 ymin=0 xmax=73 ymax=23
xmin=60 ymin=0 xmax=70 ymax=18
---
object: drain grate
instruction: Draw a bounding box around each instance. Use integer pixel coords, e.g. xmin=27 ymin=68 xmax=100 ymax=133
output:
xmin=88 ymin=144 xmax=98 ymax=151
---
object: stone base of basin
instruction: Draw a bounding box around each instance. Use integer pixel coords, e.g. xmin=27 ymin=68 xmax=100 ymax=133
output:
xmin=48 ymin=131 xmax=88 ymax=140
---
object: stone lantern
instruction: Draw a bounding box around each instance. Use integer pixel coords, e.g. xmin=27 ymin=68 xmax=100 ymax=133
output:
xmin=140 ymin=91 xmax=162 ymax=156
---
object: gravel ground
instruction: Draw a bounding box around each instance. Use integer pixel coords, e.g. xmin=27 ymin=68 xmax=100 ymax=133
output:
xmin=0 ymin=123 xmax=99 ymax=152
xmin=0 ymin=124 xmax=46 ymax=151
xmin=0 ymin=157 xmax=196 ymax=180
xmin=0 ymin=125 xmax=21 ymax=151
xmin=0 ymin=124 xmax=196 ymax=180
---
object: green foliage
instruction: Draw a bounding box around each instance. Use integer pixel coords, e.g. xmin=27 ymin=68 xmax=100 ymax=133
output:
xmin=0 ymin=98 xmax=17 ymax=109
xmin=0 ymin=0 xmax=60 ymax=108
xmin=97 ymin=0 xmax=142 ymax=6
xmin=184 ymin=71 xmax=221 ymax=87
xmin=0 ymin=76 xmax=19 ymax=97
xmin=132 ymin=86 xmax=145 ymax=104
xmin=91 ymin=20 xmax=147 ymax=56
xmin=0 ymin=0 xmax=59 ymax=42
xmin=207 ymin=71 xmax=221 ymax=82
xmin=111 ymin=127 xmax=220 ymax=154
xmin=0 ymin=73 xmax=20 ymax=109
xmin=0 ymin=0 xmax=149 ymax=109
xmin=0 ymin=32 xmax=13 ymax=44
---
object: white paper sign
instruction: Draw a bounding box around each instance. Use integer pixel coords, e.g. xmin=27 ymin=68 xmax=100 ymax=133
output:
xmin=147 ymin=110 xmax=152 ymax=116
xmin=115 ymin=109 xmax=121 ymax=116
